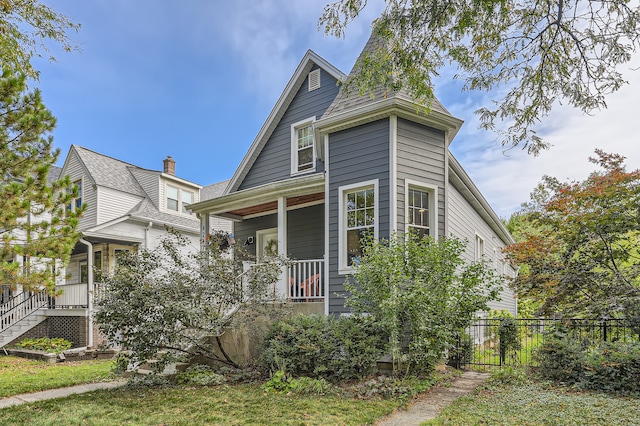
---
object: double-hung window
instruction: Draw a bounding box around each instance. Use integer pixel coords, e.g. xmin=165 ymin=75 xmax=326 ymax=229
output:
xmin=291 ymin=117 xmax=315 ymax=174
xmin=67 ymin=179 xmax=83 ymax=212
xmin=339 ymin=180 xmax=378 ymax=272
xmin=166 ymin=185 xmax=194 ymax=215
xmin=405 ymin=180 xmax=437 ymax=240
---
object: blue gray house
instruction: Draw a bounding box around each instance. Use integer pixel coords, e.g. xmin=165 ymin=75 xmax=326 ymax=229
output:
xmin=188 ymin=37 xmax=517 ymax=316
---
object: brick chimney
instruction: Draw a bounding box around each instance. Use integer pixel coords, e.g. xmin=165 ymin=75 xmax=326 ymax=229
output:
xmin=163 ymin=156 xmax=175 ymax=175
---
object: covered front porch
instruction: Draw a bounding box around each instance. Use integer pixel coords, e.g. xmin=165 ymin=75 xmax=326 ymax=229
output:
xmin=191 ymin=174 xmax=327 ymax=312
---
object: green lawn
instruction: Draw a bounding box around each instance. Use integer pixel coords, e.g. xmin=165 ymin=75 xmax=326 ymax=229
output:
xmin=426 ymin=380 xmax=640 ymax=426
xmin=0 ymin=356 xmax=115 ymax=397
xmin=0 ymin=383 xmax=400 ymax=425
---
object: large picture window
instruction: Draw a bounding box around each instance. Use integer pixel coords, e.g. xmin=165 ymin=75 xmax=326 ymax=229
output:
xmin=291 ymin=117 xmax=315 ymax=174
xmin=339 ymin=180 xmax=378 ymax=273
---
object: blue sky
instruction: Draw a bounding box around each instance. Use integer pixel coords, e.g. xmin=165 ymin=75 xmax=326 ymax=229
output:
xmin=35 ymin=0 xmax=640 ymax=218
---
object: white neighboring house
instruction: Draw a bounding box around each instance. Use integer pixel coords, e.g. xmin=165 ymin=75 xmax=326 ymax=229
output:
xmin=0 ymin=145 xmax=231 ymax=348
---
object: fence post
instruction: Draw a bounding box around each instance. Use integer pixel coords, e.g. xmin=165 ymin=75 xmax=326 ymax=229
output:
xmin=602 ymin=318 xmax=608 ymax=342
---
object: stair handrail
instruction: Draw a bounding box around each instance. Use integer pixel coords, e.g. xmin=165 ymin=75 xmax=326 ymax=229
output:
xmin=0 ymin=291 xmax=50 ymax=332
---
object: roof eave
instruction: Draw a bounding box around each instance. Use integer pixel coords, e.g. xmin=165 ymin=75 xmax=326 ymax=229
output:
xmin=315 ymin=97 xmax=463 ymax=140
xmin=190 ymin=173 xmax=325 ymax=215
xmin=448 ymin=154 xmax=514 ymax=245
xmin=226 ymin=51 xmax=346 ymax=194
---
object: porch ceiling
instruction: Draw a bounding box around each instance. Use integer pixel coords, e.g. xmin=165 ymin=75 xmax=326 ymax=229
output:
xmin=228 ymin=192 xmax=325 ymax=217
xmin=189 ymin=173 xmax=325 ymax=218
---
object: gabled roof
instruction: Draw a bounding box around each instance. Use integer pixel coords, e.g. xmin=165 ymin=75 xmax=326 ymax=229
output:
xmin=226 ymin=50 xmax=346 ymax=193
xmin=46 ymin=166 xmax=62 ymax=184
xmin=70 ymin=145 xmax=148 ymax=197
xmin=126 ymin=198 xmax=199 ymax=232
xmin=201 ymin=179 xmax=230 ymax=201
xmin=322 ymin=34 xmax=451 ymax=120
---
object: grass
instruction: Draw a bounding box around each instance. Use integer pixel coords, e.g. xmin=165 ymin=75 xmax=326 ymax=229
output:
xmin=0 ymin=356 xmax=116 ymax=397
xmin=425 ymin=378 xmax=640 ymax=426
xmin=0 ymin=383 xmax=400 ymax=425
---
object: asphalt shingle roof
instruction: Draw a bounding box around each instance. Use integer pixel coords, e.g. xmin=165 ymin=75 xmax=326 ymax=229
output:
xmin=201 ymin=179 xmax=230 ymax=201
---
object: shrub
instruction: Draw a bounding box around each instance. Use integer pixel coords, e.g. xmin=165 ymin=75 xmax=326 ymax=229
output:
xmin=446 ymin=333 xmax=474 ymax=368
xmin=535 ymin=336 xmax=640 ymax=395
xmin=175 ymin=365 xmax=226 ymax=386
xmin=14 ymin=337 xmax=73 ymax=353
xmin=260 ymin=314 xmax=388 ymax=382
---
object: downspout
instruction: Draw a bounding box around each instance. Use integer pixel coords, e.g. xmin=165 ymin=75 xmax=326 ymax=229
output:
xmin=78 ymin=238 xmax=93 ymax=348
xmin=145 ymin=222 xmax=154 ymax=250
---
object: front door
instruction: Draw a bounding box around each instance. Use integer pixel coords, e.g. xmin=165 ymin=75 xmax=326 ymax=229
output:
xmin=256 ymin=228 xmax=278 ymax=261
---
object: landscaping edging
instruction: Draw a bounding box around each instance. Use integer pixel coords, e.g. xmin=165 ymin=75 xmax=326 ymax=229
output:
xmin=7 ymin=348 xmax=118 ymax=364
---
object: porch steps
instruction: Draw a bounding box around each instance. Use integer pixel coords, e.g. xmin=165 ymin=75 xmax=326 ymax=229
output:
xmin=0 ymin=311 xmax=47 ymax=348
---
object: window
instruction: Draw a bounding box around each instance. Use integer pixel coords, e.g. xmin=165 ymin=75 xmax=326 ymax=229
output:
xmin=291 ymin=117 xmax=315 ymax=174
xmin=407 ymin=187 xmax=430 ymax=238
xmin=339 ymin=180 xmax=378 ymax=272
xmin=166 ymin=185 xmax=194 ymax=214
xmin=79 ymin=260 xmax=88 ymax=284
xmin=68 ymin=179 xmax=82 ymax=212
xmin=93 ymin=250 xmax=103 ymax=282
xmin=475 ymin=234 xmax=485 ymax=261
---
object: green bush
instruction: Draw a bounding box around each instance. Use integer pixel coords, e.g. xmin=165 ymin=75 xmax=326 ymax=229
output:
xmin=260 ymin=314 xmax=389 ymax=382
xmin=535 ymin=336 xmax=640 ymax=395
xmin=14 ymin=337 xmax=73 ymax=353
xmin=446 ymin=333 xmax=473 ymax=368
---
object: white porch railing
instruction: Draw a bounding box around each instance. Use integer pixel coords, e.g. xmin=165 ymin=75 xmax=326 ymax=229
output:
xmin=1 ymin=291 xmax=49 ymax=332
xmin=288 ymin=259 xmax=325 ymax=302
xmin=54 ymin=283 xmax=88 ymax=308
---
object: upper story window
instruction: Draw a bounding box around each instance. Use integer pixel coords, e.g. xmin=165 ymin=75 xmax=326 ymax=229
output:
xmin=407 ymin=187 xmax=430 ymax=238
xmin=67 ymin=179 xmax=82 ymax=212
xmin=291 ymin=117 xmax=316 ymax=175
xmin=166 ymin=184 xmax=194 ymax=215
xmin=405 ymin=180 xmax=437 ymax=240
xmin=339 ymin=180 xmax=378 ymax=273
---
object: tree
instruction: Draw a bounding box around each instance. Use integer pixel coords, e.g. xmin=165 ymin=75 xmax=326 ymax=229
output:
xmin=504 ymin=150 xmax=640 ymax=318
xmin=95 ymin=231 xmax=288 ymax=370
xmin=0 ymin=70 xmax=82 ymax=293
xmin=0 ymin=0 xmax=79 ymax=78
xmin=320 ymin=0 xmax=640 ymax=154
xmin=344 ymin=234 xmax=502 ymax=374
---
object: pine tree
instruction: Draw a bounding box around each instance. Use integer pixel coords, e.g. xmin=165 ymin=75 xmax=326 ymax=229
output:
xmin=0 ymin=70 xmax=82 ymax=293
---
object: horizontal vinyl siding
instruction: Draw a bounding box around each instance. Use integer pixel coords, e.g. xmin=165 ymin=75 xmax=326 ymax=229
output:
xmin=234 ymin=214 xmax=278 ymax=258
xmin=287 ymin=204 xmax=324 ymax=260
xmin=129 ymin=169 xmax=159 ymax=206
xmin=448 ymin=182 xmax=517 ymax=315
xmin=62 ymin=151 xmax=97 ymax=230
xmin=239 ymin=67 xmax=339 ymax=190
xmin=396 ymin=118 xmax=446 ymax=237
xmin=96 ymin=187 xmax=143 ymax=224
xmin=328 ymin=119 xmax=390 ymax=314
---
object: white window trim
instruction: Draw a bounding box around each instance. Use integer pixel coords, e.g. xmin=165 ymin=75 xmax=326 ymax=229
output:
xmin=338 ymin=179 xmax=379 ymax=274
xmin=475 ymin=233 xmax=485 ymax=261
xmin=165 ymin=183 xmax=195 ymax=216
xmin=404 ymin=179 xmax=438 ymax=240
xmin=68 ymin=178 xmax=83 ymax=212
xmin=290 ymin=117 xmax=316 ymax=176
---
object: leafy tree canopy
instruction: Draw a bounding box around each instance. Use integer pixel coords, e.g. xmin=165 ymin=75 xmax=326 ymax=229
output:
xmin=320 ymin=0 xmax=640 ymax=154
xmin=95 ymin=230 xmax=288 ymax=370
xmin=0 ymin=0 xmax=79 ymax=78
xmin=504 ymin=150 xmax=640 ymax=318
xmin=0 ymin=70 xmax=82 ymax=293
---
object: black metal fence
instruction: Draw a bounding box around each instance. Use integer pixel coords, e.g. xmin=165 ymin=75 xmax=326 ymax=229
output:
xmin=456 ymin=318 xmax=640 ymax=369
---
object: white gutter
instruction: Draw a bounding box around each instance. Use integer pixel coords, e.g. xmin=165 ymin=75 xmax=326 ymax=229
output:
xmin=78 ymin=238 xmax=93 ymax=348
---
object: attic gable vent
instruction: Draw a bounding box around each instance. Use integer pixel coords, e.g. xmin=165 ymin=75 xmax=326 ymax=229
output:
xmin=308 ymin=69 xmax=320 ymax=91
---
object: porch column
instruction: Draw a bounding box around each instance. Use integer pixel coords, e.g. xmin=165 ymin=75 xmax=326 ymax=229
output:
xmin=277 ymin=196 xmax=287 ymax=297
xmin=199 ymin=213 xmax=210 ymax=251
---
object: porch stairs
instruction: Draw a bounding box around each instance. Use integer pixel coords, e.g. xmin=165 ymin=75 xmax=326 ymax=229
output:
xmin=1 ymin=292 xmax=49 ymax=348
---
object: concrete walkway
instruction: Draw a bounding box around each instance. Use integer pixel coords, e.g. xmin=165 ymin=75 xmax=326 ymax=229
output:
xmin=0 ymin=379 xmax=127 ymax=409
xmin=377 ymin=371 xmax=490 ymax=426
